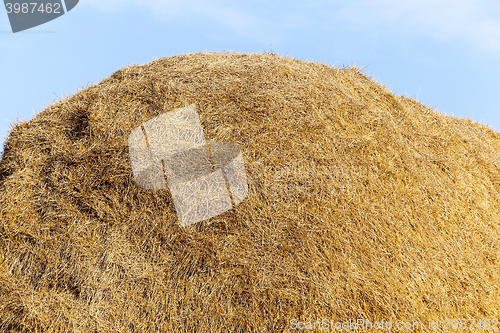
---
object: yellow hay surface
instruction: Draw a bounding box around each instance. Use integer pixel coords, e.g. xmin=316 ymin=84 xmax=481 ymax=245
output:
xmin=1 ymin=52 xmax=499 ymax=332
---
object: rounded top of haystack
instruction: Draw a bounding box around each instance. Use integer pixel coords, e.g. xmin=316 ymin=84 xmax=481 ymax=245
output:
xmin=1 ymin=51 xmax=500 ymax=331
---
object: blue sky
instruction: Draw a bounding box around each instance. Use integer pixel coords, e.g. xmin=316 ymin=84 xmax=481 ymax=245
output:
xmin=1 ymin=0 xmax=499 ymax=155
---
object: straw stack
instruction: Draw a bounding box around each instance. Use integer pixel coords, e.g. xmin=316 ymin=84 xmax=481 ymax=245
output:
xmin=1 ymin=52 xmax=499 ymax=332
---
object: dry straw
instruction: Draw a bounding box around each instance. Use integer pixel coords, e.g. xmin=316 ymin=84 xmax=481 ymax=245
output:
xmin=1 ymin=51 xmax=499 ymax=332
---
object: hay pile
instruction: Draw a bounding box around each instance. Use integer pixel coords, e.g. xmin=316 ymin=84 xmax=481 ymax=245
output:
xmin=1 ymin=52 xmax=499 ymax=332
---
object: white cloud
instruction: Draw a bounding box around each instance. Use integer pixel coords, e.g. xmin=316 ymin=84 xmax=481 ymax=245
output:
xmin=81 ymin=0 xmax=283 ymax=41
xmin=81 ymin=0 xmax=500 ymax=54
xmin=332 ymin=0 xmax=500 ymax=54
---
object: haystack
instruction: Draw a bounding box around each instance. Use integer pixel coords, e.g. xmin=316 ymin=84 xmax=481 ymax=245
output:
xmin=1 ymin=52 xmax=499 ymax=332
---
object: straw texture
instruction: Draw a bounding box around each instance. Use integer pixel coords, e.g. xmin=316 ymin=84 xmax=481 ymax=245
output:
xmin=1 ymin=51 xmax=499 ymax=332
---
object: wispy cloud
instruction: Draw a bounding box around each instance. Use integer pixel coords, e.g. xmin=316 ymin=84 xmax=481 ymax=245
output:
xmin=393 ymin=0 xmax=500 ymax=53
xmin=81 ymin=0 xmax=500 ymax=54
xmin=328 ymin=0 xmax=500 ymax=54
xmin=80 ymin=0 xmax=317 ymax=42
xmin=80 ymin=0 xmax=273 ymax=40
